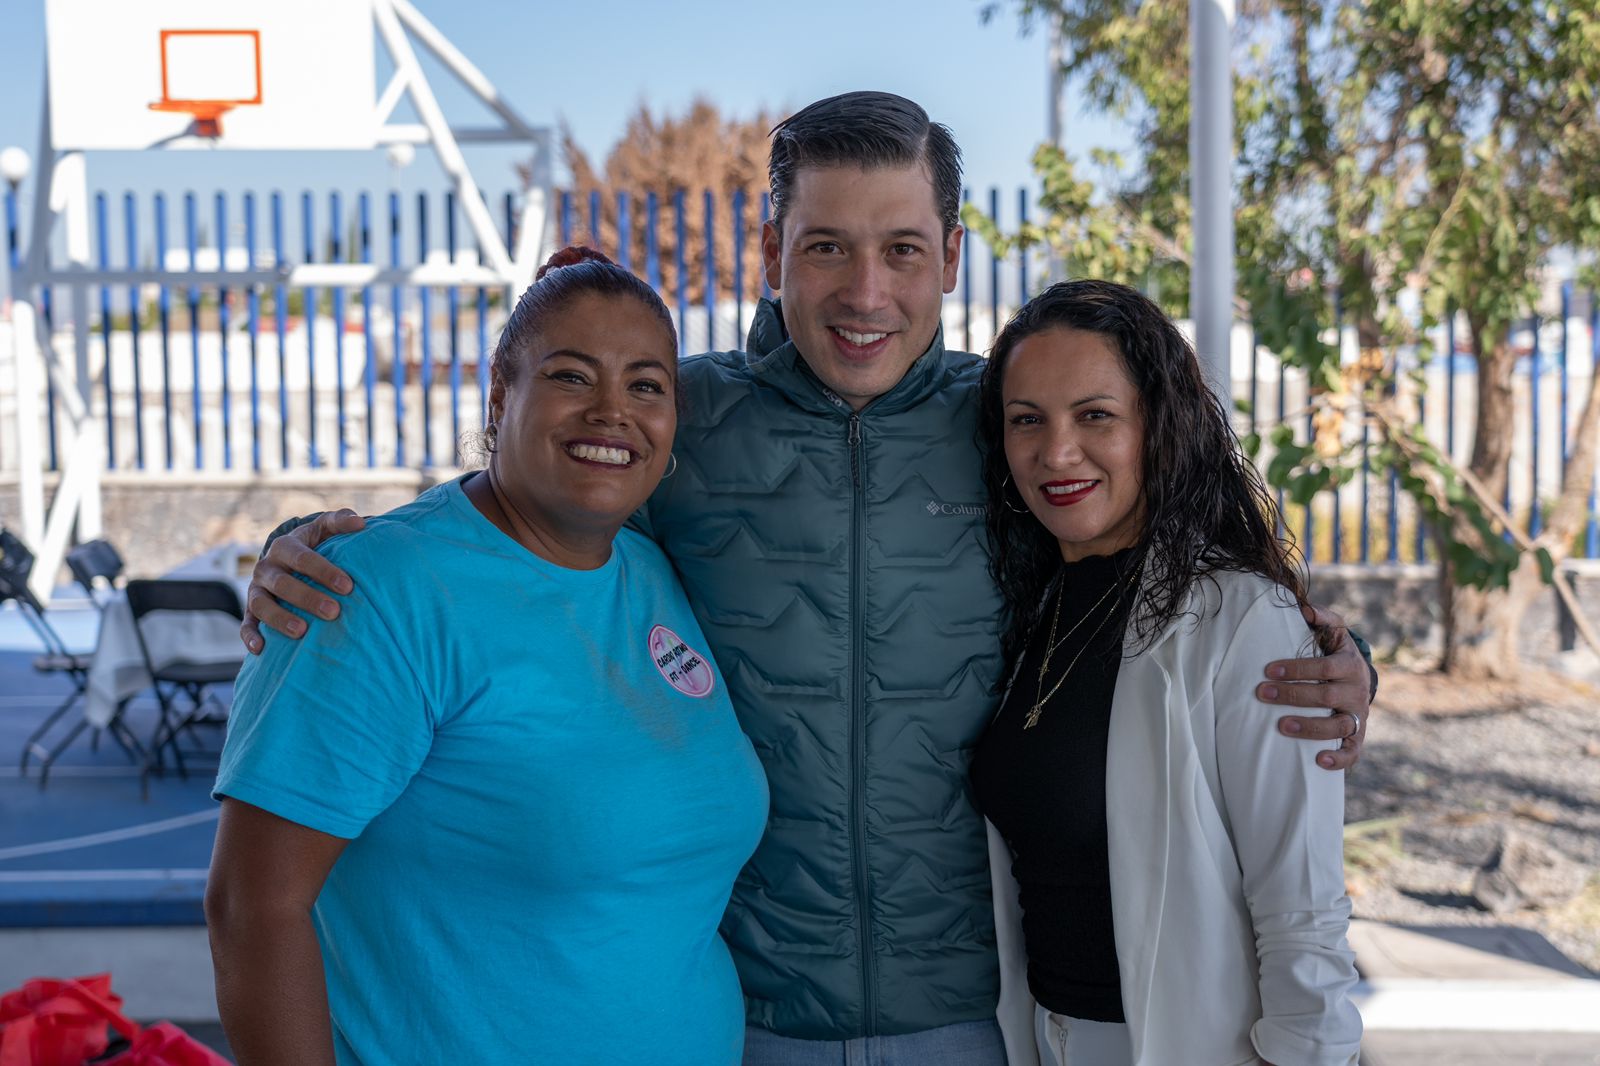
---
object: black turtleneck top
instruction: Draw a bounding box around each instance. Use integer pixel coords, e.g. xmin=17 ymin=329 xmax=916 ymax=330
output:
xmin=969 ymin=546 xmax=1140 ymax=1023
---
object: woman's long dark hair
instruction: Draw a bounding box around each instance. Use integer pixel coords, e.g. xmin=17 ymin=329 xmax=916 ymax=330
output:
xmin=979 ymin=279 xmax=1324 ymax=679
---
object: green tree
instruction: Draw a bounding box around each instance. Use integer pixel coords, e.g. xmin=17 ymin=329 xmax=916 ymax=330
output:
xmin=976 ymin=0 xmax=1600 ymax=678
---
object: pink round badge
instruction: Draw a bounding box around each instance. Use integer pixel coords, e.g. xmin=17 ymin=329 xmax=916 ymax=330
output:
xmin=647 ymin=624 xmax=716 ymax=698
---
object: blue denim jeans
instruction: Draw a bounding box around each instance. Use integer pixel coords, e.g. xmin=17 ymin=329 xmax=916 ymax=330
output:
xmin=742 ymin=1019 xmax=1008 ymax=1066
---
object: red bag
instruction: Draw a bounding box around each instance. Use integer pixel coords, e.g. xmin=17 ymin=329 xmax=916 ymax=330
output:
xmin=0 ymin=976 xmax=228 ymax=1066
xmin=0 ymin=975 xmax=136 ymax=1066
xmin=98 ymin=1023 xmax=230 ymax=1066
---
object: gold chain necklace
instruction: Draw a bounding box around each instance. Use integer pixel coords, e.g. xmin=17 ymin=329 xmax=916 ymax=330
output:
xmin=1023 ymin=567 xmax=1139 ymax=730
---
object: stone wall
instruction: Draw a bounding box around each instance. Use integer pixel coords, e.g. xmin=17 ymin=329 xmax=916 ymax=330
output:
xmin=1307 ymin=561 xmax=1600 ymax=668
xmin=0 ymin=470 xmax=451 ymax=578
xmin=4 ymin=472 xmax=1597 ymax=671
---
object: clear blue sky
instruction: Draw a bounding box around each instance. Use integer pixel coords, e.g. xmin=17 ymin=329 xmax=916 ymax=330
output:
xmin=0 ymin=0 xmax=1125 ymax=238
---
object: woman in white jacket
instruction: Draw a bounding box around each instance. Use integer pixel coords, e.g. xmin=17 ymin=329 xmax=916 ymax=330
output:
xmin=969 ymin=280 xmax=1362 ymax=1066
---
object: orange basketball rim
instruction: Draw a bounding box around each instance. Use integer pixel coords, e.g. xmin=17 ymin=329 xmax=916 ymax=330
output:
xmin=147 ymin=29 xmax=264 ymax=138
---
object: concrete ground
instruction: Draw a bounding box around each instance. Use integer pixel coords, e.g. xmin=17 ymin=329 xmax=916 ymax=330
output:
xmin=166 ymin=1024 xmax=1600 ymax=1064
xmin=1363 ymin=1031 xmax=1600 ymax=1065
xmin=1350 ymin=920 xmax=1600 ymax=1064
xmin=155 ymin=1024 xmax=1600 ymax=1065
xmin=149 ymin=1025 xmax=1600 ymax=1065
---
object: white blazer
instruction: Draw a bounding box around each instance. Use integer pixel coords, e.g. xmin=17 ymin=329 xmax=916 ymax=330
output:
xmin=989 ymin=569 xmax=1362 ymax=1066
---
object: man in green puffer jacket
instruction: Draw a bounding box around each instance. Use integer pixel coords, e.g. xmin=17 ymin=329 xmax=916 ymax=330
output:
xmin=241 ymin=92 xmax=1376 ymax=1064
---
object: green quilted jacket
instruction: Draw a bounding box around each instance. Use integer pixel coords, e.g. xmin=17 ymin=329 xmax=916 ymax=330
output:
xmin=639 ymin=300 xmax=1005 ymax=1039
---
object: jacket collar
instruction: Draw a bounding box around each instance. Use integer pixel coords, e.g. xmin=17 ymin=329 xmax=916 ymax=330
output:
xmin=1120 ymin=560 xmax=1196 ymax=659
xmin=743 ymin=298 xmax=953 ymax=417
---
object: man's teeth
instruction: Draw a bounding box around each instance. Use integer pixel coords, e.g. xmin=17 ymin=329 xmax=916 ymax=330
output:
xmin=1044 ymin=481 xmax=1096 ymax=496
xmin=832 ymin=327 xmax=888 ymax=346
xmin=567 ymin=443 xmax=631 ymax=466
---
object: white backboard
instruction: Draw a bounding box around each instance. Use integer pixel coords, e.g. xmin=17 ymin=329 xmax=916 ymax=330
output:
xmin=46 ymin=0 xmax=378 ymax=150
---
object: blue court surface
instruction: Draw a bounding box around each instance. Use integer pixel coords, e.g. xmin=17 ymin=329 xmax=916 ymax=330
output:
xmin=0 ymin=598 xmax=226 ymax=927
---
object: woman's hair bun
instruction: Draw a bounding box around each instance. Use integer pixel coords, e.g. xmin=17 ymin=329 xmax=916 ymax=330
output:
xmin=535 ymin=244 xmax=615 ymax=281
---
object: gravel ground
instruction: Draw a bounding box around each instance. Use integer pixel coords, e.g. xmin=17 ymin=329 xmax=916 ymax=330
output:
xmin=1346 ymin=666 xmax=1600 ymax=974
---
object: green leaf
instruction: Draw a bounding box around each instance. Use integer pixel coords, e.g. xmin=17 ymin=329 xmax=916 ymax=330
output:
xmin=1287 ymin=471 xmax=1324 ymax=507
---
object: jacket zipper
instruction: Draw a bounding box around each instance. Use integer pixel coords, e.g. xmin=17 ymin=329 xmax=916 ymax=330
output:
xmin=846 ymin=411 xmax=877 ymax=1034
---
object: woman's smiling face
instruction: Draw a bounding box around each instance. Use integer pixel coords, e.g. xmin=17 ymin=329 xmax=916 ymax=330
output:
xmin=1001 ymin=327 xmax=1145 ymax=562
xmin=488 ymin=289 xmax=678 ymax=539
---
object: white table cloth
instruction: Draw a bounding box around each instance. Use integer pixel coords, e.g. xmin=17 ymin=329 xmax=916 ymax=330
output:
xmin=82 ymin=542 xmax=255 ymax=728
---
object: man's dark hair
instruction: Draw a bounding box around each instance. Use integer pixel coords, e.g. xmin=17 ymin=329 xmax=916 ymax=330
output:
xmin=768 ymin=91 xmax=963 ymax=238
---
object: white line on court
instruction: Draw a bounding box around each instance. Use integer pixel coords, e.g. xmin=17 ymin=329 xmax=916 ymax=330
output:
xmin=0 ymin=765 xmax=141 ymax=778
xmin=0 ymin=869 xmax=210 ymax=882
xmin=0 ymin=809 xmax=220 ymax=862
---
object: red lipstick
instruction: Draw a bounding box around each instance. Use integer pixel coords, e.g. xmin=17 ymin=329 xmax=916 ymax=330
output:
xmin=1040 ymin=480 xmax=1099 ymax=507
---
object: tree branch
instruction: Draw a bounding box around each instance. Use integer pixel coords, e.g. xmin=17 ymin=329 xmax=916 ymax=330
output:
xmin=1367 ymin=398 xmax=1600 ymax=658
xmin=1411 ymin=173 xmax=1473 ymax=284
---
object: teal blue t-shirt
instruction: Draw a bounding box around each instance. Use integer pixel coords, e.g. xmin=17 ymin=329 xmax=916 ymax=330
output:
xmin=215 ymin=476 xmax=769 ymax=1066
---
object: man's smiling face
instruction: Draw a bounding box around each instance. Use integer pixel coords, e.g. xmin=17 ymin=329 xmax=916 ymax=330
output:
xmin=762 ymin=163 xmax=962 ymax=410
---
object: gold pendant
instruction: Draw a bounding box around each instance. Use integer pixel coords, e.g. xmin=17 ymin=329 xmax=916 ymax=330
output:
xmin=1023 ymin=704 xmax=1042 ymax=729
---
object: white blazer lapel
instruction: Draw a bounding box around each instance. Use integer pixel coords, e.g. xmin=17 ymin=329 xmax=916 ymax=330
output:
xmin=1105 ymin=642 xmax=1172 ymax=1064
xmin=1104 ymin=584 xmax=1192 ymax=1065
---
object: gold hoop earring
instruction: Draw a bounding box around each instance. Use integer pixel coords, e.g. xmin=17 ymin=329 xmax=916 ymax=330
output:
xmin=1000 ymin=474 xmax=1030 ymax=515
xmin=661 ymin=453 xmax=678 ymax=479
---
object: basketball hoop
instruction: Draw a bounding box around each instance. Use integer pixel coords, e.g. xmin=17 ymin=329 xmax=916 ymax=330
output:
xmin=148 ymin=99 xmax=239 ymax=138
xmin=147 ymin=29 xmax=262 ymax=139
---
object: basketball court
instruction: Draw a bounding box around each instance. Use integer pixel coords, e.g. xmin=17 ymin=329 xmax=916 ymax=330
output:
xmin=0 ymin=596 xmax=226 ymax=1021
xmin=0 ymin=607 xmax=222 ymax=930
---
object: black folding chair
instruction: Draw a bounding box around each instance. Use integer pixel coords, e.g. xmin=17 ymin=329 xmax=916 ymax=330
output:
xmin=123 ymin=578 xmax=245 ymax=793
xmin=66 ymin=539 xmax=126 ymax=611
xmin=0 ymin=527 xmax=142 ymax=786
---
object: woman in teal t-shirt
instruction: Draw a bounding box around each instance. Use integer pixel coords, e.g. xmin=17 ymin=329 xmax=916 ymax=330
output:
xmin=206 ymin=247 xmax=769 ymax=1066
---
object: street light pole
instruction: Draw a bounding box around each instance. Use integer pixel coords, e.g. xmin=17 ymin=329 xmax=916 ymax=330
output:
xmin=1045 ymin=23 xmax=1066 ymax=285
xmin=1190 ymin=0 xmax=1235 ymax=398
xmin=1046 ymin=24 xmax=1065 ymax=148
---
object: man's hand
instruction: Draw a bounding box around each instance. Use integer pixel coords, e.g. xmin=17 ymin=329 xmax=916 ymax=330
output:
xmin=240 ymin=509 xmax=365 ymax=654
xmin=1258 ymin=603 xmax=1372 ymax=772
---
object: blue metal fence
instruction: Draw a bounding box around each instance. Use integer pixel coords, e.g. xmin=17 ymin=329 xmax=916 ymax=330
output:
xmin=3 ymin=183 xmax=1598 ymax=564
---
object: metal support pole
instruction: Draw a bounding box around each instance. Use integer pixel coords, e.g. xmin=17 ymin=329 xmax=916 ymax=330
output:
xmin=516 ymin=129 xmax=552 ymax=277
xmin=10 ymin=294 xmax=46 ymax=550
xmin=60 ymin=150 xmax=102 ymax=541
xmin=961 ymin=187 xmax=972 ymax=353
xmin=1531 ymin=314 xmax=1542 ymax=536
xmin=385 ymin=0 xmax=550 ymax=281
xmin=1046 ymin=24 xmax=1065 ymax=150
xmin=8 ymin=98 xmax=50 ymax=553
xmin=1189 ymin=0 xmax=1235 ymax=398
xmin=17 ymin=136 xmax=104 ymax=599
xmin=372 ymin=0 xmax=514 ymax=283
xmin=1045 ymin=22 xmax=1066 ymax=285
